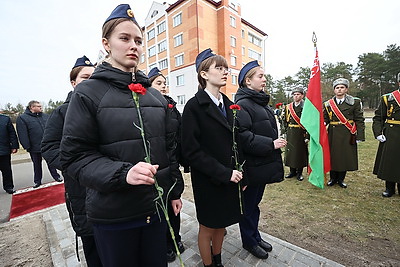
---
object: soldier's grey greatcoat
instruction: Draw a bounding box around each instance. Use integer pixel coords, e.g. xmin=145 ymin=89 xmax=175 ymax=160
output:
xmin=282 ymin=100 xmax=308 ymax=169
xmin=323 ymin=95 xmax=365 ymax=171
xmin=372 ymin=90 xmax=400 ymax=183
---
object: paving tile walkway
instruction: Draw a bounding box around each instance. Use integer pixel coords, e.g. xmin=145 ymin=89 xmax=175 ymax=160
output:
xmin=43 ymin=199 xmax=344 ymax=267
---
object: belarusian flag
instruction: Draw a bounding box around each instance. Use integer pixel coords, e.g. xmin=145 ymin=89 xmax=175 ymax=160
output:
xmin=300 ymin=48 xmax=331 ymax=188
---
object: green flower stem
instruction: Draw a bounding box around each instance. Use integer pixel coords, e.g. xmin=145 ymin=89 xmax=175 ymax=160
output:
xmin=132 ymin=92 xmax=184 ymax=266
xmin=231 ymin=109 xmax=244 ymax=215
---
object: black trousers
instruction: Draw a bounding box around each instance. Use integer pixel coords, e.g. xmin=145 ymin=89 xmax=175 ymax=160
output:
xmin=166 ymin=201 xmax=182 ymax=251
xmin=93 ymin=220 xmax=167 ymax=267
xmin=239 ymin=184 xmax=266 ymax=247
xmin=330 ymin=171 xmax=347 ymax=181
xmin=81 ymin=235 xmax=103 ymax=267
xmin=0 ymin=154 xmax=14 ymax=190
xmin=29 ymin=152 xmax=60 ymax=184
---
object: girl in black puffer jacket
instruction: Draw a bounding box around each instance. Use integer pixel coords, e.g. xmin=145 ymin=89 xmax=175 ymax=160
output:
xmin=60 ymin=4 xmax=183 ymax=267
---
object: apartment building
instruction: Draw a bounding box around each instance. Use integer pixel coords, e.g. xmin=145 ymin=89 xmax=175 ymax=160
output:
xmin=138 ymin=0 xmax=267 ymax=112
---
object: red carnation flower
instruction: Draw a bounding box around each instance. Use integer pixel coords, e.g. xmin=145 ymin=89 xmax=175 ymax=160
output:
xmin=275 ymin=102 xmax=283 ymax=108
xmin=128 ymin=83 xmax=146 ymax=95
xmin=229 ymin=104 xmax=241 ymax=110
xmin=168 ymin=103 xmax=174 ymax=108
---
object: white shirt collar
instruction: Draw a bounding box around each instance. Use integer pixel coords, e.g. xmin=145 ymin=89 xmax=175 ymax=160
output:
xmin=204 ymin=89 xmax=224 ymax=107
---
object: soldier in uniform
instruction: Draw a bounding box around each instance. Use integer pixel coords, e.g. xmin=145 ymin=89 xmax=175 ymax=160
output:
xmin=323 ymin=78 xmax=365 ymax=188
xmin=282 ymin=87 xmax=308 ymax=181
xmin=372 ymin=73 xmax=400 ymax=197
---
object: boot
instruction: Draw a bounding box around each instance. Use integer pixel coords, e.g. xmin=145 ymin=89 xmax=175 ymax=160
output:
xmin=285 ymin=168 xmax=297 ymax=178
xmin=296 ymin=168 xmax=304 ymax=181
xmin=337 ymin=171 xmax=347 ymax=188
xmin=204 ymin=264 xmax=215 ymax=267
xmin=382 ymin=181 xmax=395 ymax=197
xmin=327 ymin=171 xmax=337 ymax=186
xmin=212 ymin=253 xmax=224 ymax=267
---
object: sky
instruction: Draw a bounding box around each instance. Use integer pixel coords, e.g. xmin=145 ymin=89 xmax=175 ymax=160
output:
xmin=1 ymin=0 xmax=399 ymax=108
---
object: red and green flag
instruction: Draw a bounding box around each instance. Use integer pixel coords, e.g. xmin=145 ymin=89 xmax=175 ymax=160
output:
xmin=300 ymin=48 xmax=331 ymax=188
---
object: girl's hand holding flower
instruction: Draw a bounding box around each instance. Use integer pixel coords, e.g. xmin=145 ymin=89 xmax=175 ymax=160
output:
xmin=126 ymin=162 xmax=158 ymax=185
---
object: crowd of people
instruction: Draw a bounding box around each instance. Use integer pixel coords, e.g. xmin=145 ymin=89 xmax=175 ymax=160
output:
xmin=0 ymin=3 xmax=399 ymax=267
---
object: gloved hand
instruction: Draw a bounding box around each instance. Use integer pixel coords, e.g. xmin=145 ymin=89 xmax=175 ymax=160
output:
xmin=304 ymin=139 xmax=309 ymax=143
xmin=376 ymin=135 xmax=386 ymax=142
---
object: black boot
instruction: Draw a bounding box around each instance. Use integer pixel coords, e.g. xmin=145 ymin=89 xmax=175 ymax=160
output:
xmin=382 ymin=181 xmax=395 ymax=197
xmin=327 ymin=171 xmax=337 ymax=186
xmin=285 ymin=168 xmax=297 ymax=178
xmin=204 ymin=264 xmax=215 ymax=267
xmin=296 ymin=168 xmax=304 ymax=181
xmin=213 ymin=253 xmax=224 ymax=267
xmin=337 ymin=171 xmax=347 ymax=188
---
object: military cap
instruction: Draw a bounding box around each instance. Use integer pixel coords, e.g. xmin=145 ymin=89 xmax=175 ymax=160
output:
xmin=104 ymin=4 xmax=137 ymax=25
xmin=239 ymin=60 xmax=260 ymax=85
xmin=148 ymin=67 xmax=163 ymax=79
xmin=292 ymin=87 xmax=305 ymax=95
xmin=195 ymin=48 xmax=215 ymax=72
xmin=72 ymin=55 xmax=94 ymax=69
xmin=333 ymin=78 xmax=349 ymax=89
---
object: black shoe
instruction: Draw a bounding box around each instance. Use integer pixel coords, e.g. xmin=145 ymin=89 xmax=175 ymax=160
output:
xmin=243 ymin=244 xmax=269 ymax=259
xmin=167 ymin=249 xmax=176 ymax=262
xmin=33 ymin=183 xmax=41 ymax=188
xmin=258 ymin=239 xmax=272 ymax=252
xmin=5 ymin=189 xmax=16 ymax=194
xmin=338 ymin=181 xmax=347 ymax=188
xmin=285 ymin=173 xmax=296 ymax=178
xmin=212 ymin=253 xmax=223 ymax=267
xmin=327 ymin=179 xmax=336 ymax=186
xmin=382 ymin=189 xmax=394 ymax=197
xmin=297 ymin=174 xmax=304 ymax=181
xmin=177 ymin=241 xmax=185 ymax=254
xmin=54 ymin=177 xmax=63 ymax=182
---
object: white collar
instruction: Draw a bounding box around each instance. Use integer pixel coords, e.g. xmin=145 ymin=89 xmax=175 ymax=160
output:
xmin=204 ymin=89 xmax=223 ymax=107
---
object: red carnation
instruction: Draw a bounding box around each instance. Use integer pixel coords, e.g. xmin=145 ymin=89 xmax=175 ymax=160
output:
xmin=229 ymin=104 xmax=241 ymax=110
xmin=128 ymin=83 xmax=146 ymax=95
xmin=275 ymin=102 xmax=283 ymax=108
xmin=168 ymin=103 xmax=174 ymax=108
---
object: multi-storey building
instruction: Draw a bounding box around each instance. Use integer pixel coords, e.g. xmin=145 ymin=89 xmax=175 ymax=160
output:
xmin=138 ymin=0 xmax=267 ymax=112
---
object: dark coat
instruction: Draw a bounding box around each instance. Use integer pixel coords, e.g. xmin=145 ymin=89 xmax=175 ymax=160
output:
xmin=41 ymin=91 xmax=93 ymax=236
xmin=282 ymin=101 xmax=308 ymax=169
xmin=60 ymin=62 xmax=183 ymax=224
xmin=323 ymin=95 xmax=365 ymax=171
xmin=181 ymin=90 xmax=243 ymax=228
xmin=0 ymin=114 xmax=19 ymax=156
xmin=235 ymin=87 xmax=284 ymax=185
xmin=16 ymin=108 xmax=49 ymax=153
xmin=372 ymin=90 xmax=400 ymax=182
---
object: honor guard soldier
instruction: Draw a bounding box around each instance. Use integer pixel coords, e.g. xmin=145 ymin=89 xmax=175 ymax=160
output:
xmin=282 ymin=87 xmax=308 ymax=181
xmin=372 ymin=72 xmax=400 ymax=197
xmin=323 ymin=78 xmax=365 ymax=188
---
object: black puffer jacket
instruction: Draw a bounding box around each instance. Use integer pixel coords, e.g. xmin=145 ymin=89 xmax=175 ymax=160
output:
xmin=41 ymin=91 xmax=92 ymax=236
xmin=60 ymin=62 xmax=183 ymax=224
xmin=0 ymin=114 xmax=19 ymax=156
xmin=235 ymin=87 xmax=284 ymax=185
xmin=16 ymin=108 xmax=49 ymax=153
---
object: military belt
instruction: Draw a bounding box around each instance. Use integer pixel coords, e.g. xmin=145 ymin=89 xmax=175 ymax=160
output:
xmin=329 ymin=120 xmax=354 ymax=125
xmin=386 ymin=119 xmax=400 ymax=125
xmin=288 ymin=124 xmax=301 ymax=128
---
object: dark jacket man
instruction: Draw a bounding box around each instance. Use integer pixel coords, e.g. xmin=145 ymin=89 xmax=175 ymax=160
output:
xmin=0 ymin=114 xmax=19 ymax=193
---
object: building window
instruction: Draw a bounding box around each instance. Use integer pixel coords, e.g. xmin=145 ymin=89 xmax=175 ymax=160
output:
xmin=176 ymin=74 xmax=184 ymax=86
xmin=177 ymin=95 xmax=186 ymax=105
xmin=157 ymin=21 xmax=166 ymax=34
xmin=173 ymin=13 xmax=182 ymax=27
xmin=248 ymin=33 xmax=262 ymax=47
xmin=232 ymin=75 xmax=237 ymax=85
xmin=159 ymin=58 xmax=168 ymax=70
xmin=175 ymin=54 xmax=184 ymax=67
xmin=230 ymin=16 xmax=236 ymax=27
xmin=241 ymin=29 xmax=245 ymax=38
xmin=230 ymin=55 xmax=237 ymax=66
xmin=158 ymin=40 xmax=167 ymax=53
xmin=242 ymin=46 xmax=245 ymax=56
xmin=249 ymin=49 xmax=262 ymax=61
xmin=148 ymin=46 xmax=156 ymax=57
xmin=147 ymin=29 xmax=155 ymax=40
xmin=232 ymin=93 xmax=236 ymax=100
xmin=230 ymin=36 xmax=236 ymax=47
xmin=174 ymin=33 xmax=183 ymax=47
xmin=140 ymin=53 xmax=145 ymax=63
